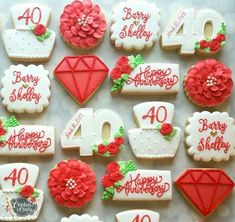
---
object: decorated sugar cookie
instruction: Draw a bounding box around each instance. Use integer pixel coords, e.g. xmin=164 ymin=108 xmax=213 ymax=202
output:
xmin=111 ymin=0 xmax=161 ymax=51
xmin=61 ymin=214 xmax=103 ymax=222
xmin=48 ymin=159 xmax=96 ymax=208
xmin=161 ymin=8 xmax=226 ymax=55
xmin=0 ymin=116 xmax=55 ymax=156
xmin=101 ymin=161 xmax=172 ymax=201
xmin=60 ymin=0 xmax=107 ymax=50
xmin=0 ymin=163 xmax=43 ymax=221
xmin=116 ymin=210 xmax=160 ymax=222
xmin=175 ymin=168 xmax=235 ymax=217
xmin=185 ymin=111 xmax=235 ymax=162
xmin=129 ymin=102 xmax=181 ymax=159
xmin=110 ymin=55 xmax=180 ymax=94
xmin=184 ymin=59 xmax=233 ymax=107
xmin=1 ymin=65 xmax=51 ymax=113
xmin=54 ymin=55 xmax=109 ymax=105
xmin=3 ymin=4 xmax=56 ymax=61
xmin=61 ymin=108 xmax=124 ymax=157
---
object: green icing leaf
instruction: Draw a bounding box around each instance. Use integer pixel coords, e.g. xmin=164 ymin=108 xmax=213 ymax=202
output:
xmin=218 ymin=22 xmax=227 ymax=35
xmin=121 ymin=74 xmax=129 ymax=81
xmin=114 ymin=181 xmax=122 ymax=188
xmin=104 ymin=151 xmax=110 ymax=157
xmin=119 ymin=160 xmax=136 ymax=176
xmin=110 ymin=75 xmax=129 ymax=93
xmin=37 ymin=36 xmax=44 ymax=42
xmin=128 ymin=54 xmax=144 ymax=69
xmin=194 ymin=41 xmax=200 ymax=49
xmin=0 ymin=136 xmax=5 ymax=143
xmin=120 ymin=144 xmax=125 ymax=150
xmin=15 ymin=187 xmax=22 ymax=194
xmin=6 ymin=116 xmax=20 ymax=127
xmin=92 ymin=145 xmax=98 ymax=153
xmin=164 ymin=128 xmax=177 ymax=141
xmin=221 ymin=41 xmax=226 ymax=46
xmin=119 ymin=126 xmax=125 ymax=135
xmin=33 ymin=190 xmax=40 ymax=198
xmin=102 ymin=187 xmax=115 ymax=200
xmin=102 ymin=140 xmax=109 ymax=146
xmin=204 ymin=47 xmax=210 ymax=53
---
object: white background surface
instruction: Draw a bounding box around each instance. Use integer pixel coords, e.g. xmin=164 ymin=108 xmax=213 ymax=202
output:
xmin=0 ymin=0 xmax=234 ymax=222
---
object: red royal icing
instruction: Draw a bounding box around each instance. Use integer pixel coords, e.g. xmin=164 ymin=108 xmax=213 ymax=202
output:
xmin=48 ymin=159 xmax=96 ymax=208
xmin=142 ymin=106 xmax=167 ymax=124
xmin=184 ymin=59 xmax=233 ymax=107
xmin=33 ymin=24 xmax=46 ymax=36
xmin=60 ymin=0 xmax=107 ymax=49
xmin=160 ymin=123 xmax=173 ymax=136
xmin=54 ymin=55 xmax=109 ymax=105
xmin=20 ymin=185 xmax=34 ymax=198
xmin=175 ymin=169 xmax=235 ymax=217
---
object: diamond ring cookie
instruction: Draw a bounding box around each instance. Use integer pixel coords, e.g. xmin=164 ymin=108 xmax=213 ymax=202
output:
xmin=116 ymin=210 xmax=160 ymax=222
xmin=110 ymin=54 xmax=180 ymax=94
xmin=101 ymin=161 xmax=172 ymax=201
xmin=1 ymin=65 xmax=51 ymax=113
xmin=0 ymin=163 xmax=44 ymax=221
xmin=111 ymin=0 xmax=161 ymax=51
xmin=3 ymin=3 xmax=56 ymax=61
xmin=161 ymin=8 xmax=226 ymax=55
xmin=60 ymin=0 xmax=107 ymax=49
xmin=129 ymin=102 xmax=181 ymax=159
xmin=185 ymin=111 xmax=235 ymax=162
xmin=61 ymin=108 xmax=124 ymax=157
xmin=184 ymin=59 xmax=233 ymax=107
xmin=54 ymin=55 xmax=109 ymax=105
xmin=48 ymin=159 xmax=96 ymax=208
xmin=175 ymin=168 xmax=235 ymax=218
xmin=61 ymin=214 xmax=103 ymax=222
xmin=0 ymin=116 xmax=55 ymax=156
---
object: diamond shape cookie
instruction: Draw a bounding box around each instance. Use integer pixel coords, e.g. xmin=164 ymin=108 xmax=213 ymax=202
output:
xmin=54 ymin=55 xmax=109 ymax=105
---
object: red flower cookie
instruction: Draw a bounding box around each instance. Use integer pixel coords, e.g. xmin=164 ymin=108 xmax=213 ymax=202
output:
xmin=184 ymin=59 xmax=233 ymax=107
xmin=48 ymin=159 xmax=96 ymax=208
xmin=60 ymin=0 xmax=107 ymax=49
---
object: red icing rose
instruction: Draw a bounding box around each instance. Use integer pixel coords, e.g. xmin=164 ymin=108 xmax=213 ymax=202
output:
xmin=31 ymin=197 xmax=36 ymax=202
xmin=33 ymin=24 xmax=46 ymax=36
xmin=101 ymin=174 xmax=115 ymax=188
xmin=209 ymin=39 xmax=221 ymax=51
xmin=110 ymin=172 xmax=123 ymax=182
xmin=60 ymin=0 xmax=107 ymax=49
xmin=216 ymin=34 xmax=226 ymax=42
xmin=114 ymin=137 xmax=124 ymax=146
xmin=106 ymin=162 xmax=120 ymax=174
xmin=0 ymin=127 xmax=6 ymax=136
xmin=20 ymin=185 xmax=34 ymax=198
xmin=107 ymin=142 xmax=120 ymax=155
xmin=48 ymin=160 xmax=96 ymax=208
xmin=120 ymin=64 xmax=132 ymax=74
xmin=98 ymin=144 xmax=107 ymax=154
xmin=116 ymin=56 xmax=129 ymax=67
xmin=110 ymin=67 xmax=122 ymax=80
xmin=199 ymin=40 xmax=209 ymax=49
xmin=160 ymin=123 xmax=173 ymax=136
xmin=184 ymin=59 xmax=233 ymax=107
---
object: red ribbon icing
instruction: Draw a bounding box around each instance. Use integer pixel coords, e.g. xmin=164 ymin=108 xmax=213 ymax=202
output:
xmin=48 ymin=159 xmax=96 ymax=208
xmin=184 ymin=59 xmax=233 ymax=107
xmin=60 ymin=0 xmax=107 ymax=49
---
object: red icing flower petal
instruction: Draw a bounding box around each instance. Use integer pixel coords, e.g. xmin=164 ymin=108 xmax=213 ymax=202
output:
xmin=116 ymin=56 xmax=129 ymax=67
xmin=106 ymin=162 xmax=120 ymax=174
xmin=160 ymin=123 xmax=173 ymax=136
xmin=110 ymin=67 xmax=122 ymax=80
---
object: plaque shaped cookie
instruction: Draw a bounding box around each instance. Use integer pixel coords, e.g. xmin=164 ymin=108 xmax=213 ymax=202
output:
xmin=110 ymin=55 xmax=179 ymax=94
xmin=175 ymin=168 xmax=235 ymax=217
xmin=111 ymin=0 xmax=161 ymax=51
xmin=185 ymin=111 xmax=235 ymax=162
xmin=0 ymin=163 xmax=43 ymax=221
xmin=116 ymin=210 xmax=160 ymax=222
xmin=101 ymin=161 xmax=172 ymax=201
xmin=161 ymin=8 xmax=226 ymax=56
xmin=61 ymin=214 xmax=103 ymax=222
xmin=54 ymin=55 xmax=109 ymax=105
xmin=129 ymin=102 xmax=181 ymax=159
xmin=1 ymin=65 xmax=51 ymax=113
xmin=61 ymin=108 xmax=124 ymax=157
xmin=0 ymin=116 xmax=55 ymax=156
xmin=3 ymin=3 xmax=56 ymax=61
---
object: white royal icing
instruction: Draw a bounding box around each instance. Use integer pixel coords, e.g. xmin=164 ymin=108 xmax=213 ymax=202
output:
xmin=116 ymin=210 xmax=160 ymax=222
xmin=11 ymin=4 xmax=51 ymax=29
xmin=61 ymin=108 xmax=124 ymax=156
xmin=113 ymin=170 xmax=172 ymax=201
xmin=61 ymin=214 xmax=103 ymax=222
xmin=3 ymin=3 xmax=56 ymax=61
xmin=161 ymin=7 xmax=225 ymax=54
xmin=0 ymin=163 xmax=43 ymax=221
xmin=111 ymin=0 xmax=161 ymax=51
xmin=1 ymin=65 xmax=51 ymax=113
xmin=185 ymin=111 xmax=235 ymax=162
xmin=0 ymin=123 xmax=55 ymax=156
xmin=121 ymin=63 xmax=180 ymax=94
xmin=129 ymin=102 xmax=181 ymax=159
